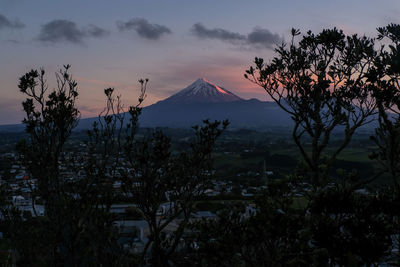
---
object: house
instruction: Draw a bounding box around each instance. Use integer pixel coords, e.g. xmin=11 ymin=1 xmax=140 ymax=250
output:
xmin=114 ymin=220 xmax=149 ymax=252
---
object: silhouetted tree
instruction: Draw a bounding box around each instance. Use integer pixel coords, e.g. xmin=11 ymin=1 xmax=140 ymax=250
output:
xmin=245 ymin=28 xmax=377 ymax=187
xmin=368 ymin=24 xmax=400 ymax=190
xmin=367 ymin=23 xmax=400 ymax=265
xmin=13 ymin=66 xmax=227 ymax=266
xmin=100 ymin=81 xmax=229 ymax=265
xmin=14 ymin=66 xmax=124 ymax=266
xmin=182 ymin=25 xmax=400 ymax=267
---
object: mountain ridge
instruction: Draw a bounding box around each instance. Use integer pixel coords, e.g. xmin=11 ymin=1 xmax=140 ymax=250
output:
xmin=136 ymin=78 xmax=291 ymax=129
xmin=158 ymin=78 xmax=243 ymax=104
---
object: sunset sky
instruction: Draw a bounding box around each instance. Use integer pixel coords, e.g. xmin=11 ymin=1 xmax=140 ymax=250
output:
xmin=0 ymin=0 xmax=399 ymax=124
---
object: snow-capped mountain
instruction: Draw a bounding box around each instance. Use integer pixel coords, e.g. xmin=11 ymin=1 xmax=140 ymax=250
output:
xmin=160 ymin=78 xmax=243 ymax=103
xmin=135 ymin=78 xmax=292 ymax=129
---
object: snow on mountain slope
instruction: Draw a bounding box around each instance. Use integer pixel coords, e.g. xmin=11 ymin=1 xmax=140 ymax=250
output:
xmin=160 ymin=78 xmax=243 ymax=103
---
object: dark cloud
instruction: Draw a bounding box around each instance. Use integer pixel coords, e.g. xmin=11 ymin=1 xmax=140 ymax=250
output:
xmin=117 ymin=18 xmax=171 ymax=40
xmin=191 ymin=23 xmax=245 ymax=43
xmin=38 ymin=19 xmax=108 ymax=44
xmin=0 ymin=14 xmax=24 ymax=29
xmin=191 ymin=23 xmax=283 ymax=49
xmin=87 ymin=24 xmax=109 ymax=38
xmin=38 ymin=20 xmax=84 ymax=43
xmin=247 ymin=27 xmax=283 ymax=48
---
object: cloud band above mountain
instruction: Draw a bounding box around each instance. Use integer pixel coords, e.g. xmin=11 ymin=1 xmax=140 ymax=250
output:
xmin=37 ymin=20 xmax=109 ymax=44
xmin=191 ymin=23 xmax=246 ymax=44
xmin=247 ymin=27 xmax=283 ymax=49
xmin=191 ymin=23 xmax=282 ymax=49
xmin=117 ymin=18 xmax=172 ymax=40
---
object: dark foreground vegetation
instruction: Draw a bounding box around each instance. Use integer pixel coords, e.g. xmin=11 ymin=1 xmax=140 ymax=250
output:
xmin=1 ymin=24 xmax=400 ymax=266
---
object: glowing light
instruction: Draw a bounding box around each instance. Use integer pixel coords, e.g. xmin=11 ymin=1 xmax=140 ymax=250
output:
xmin=201 ymin=78 xmax=229 ymax=94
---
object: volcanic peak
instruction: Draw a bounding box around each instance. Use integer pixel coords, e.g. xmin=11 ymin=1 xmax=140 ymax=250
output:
xmin=161 ymin=78 xmax=243 ymax=104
